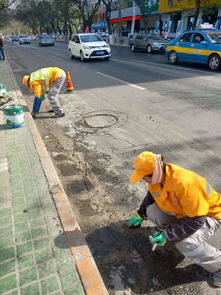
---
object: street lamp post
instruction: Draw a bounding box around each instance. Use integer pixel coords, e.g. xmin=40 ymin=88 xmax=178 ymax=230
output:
xmin=118 ymin=0 xmax=122 ymax=42
xmin=130 ymin=0 xmax=135 ymax=35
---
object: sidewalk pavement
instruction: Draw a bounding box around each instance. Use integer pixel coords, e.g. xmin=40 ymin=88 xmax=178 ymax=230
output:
xmin=0 ymin=60 xmax=108 ymax=295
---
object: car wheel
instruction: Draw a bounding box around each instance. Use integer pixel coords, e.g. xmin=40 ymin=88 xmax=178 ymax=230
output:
xmin=130 ymin=44 xmax=136 ymax=52
xmin=208 ymin=54 xmax=220 ymax=71
xmin=169 ymin=50 xmax=178 ymax=64
xmin=80 ymin=51 xmax=85 ymax=62
xmin=69 ymin=49 xmax=74 ymax=59
xmin=105 ymin=57 xmax=110 ymax=60
xmin=147 ymin=45 xmax=152 ymax=53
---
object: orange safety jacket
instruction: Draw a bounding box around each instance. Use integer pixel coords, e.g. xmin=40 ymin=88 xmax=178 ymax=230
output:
xmin=30 ymin=67 xmax=63 ymax=97
xmin=148 ymin=163 xmax=221 ymax=219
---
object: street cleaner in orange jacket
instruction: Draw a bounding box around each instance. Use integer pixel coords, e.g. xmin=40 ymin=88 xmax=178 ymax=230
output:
xmin=128 ymin=151 xmax=221 ymax=287
xmin=22 ymin=67 xmax=66 ymax=118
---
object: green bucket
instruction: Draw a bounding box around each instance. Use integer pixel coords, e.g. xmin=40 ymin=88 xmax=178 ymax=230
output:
xmin=3 ymin=104 xmax=25 ymax=128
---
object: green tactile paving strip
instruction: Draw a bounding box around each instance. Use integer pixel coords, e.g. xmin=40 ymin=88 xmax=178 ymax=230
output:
xmin=0 ymin=125 xmax=85 ymax=294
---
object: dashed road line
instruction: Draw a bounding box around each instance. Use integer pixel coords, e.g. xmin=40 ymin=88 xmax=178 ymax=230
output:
xmin=96 ymin=71 xmax=146 ymax=90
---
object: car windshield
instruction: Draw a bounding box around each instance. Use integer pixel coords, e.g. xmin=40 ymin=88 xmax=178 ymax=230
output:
xmin=80 ymin=34 xmax=103 ymax=42
xmin=146 ymin=35 xmax=164 ymax=40
xmin=19 ymin=35 xmax=28 ymax=38
xmin=41 ymin=35 xmax=51 ymax=39
xmin=207 ymin=33 xmax=221 ymax=43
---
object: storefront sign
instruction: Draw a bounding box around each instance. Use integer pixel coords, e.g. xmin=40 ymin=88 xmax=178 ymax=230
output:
xmin=109 ymin=16 xmax=141 ymax=23
xmin=140 ymin=0 xmax=159 ymax=14
xmin=159 ymin=0 xmax=220 ymax=13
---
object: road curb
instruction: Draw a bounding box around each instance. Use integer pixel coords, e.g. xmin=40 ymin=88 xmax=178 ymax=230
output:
xmin=7 ymin=60 xmax=109 ymax=295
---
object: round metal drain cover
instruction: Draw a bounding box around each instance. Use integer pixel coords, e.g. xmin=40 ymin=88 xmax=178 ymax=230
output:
xmin=73 ymin=110 xmax=127 ymax=133
xmin=82 ymin=114 xmax=117 ymax=128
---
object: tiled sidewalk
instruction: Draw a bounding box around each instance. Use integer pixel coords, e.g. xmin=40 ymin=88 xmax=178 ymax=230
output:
xmin=0 ymin=64 xmax=85 ymax=295
xmin=0 ymin=61 xmax=107 ymax=294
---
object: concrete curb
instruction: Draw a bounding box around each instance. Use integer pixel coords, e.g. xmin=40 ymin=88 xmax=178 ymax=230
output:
xmin=7 ymin=60 xmax=109 ymax=295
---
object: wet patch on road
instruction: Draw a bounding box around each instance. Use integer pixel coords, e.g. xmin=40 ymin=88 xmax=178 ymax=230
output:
xmin=69 ymin=178 xmax=93 ymax=194
xmin=77 ymin=199 xmax=97 ymax=217
xmin=56 ymin=163 xmax=80 ymax=176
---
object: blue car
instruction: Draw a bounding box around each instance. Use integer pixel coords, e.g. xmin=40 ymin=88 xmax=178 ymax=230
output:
xmin=38 ymin=34 xmax=54 ymax=47
xmin=165 ymin=29 xmax=221 ymax=71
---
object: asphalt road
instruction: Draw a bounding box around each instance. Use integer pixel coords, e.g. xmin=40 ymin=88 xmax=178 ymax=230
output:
xmin=5 ymin=39 xmax=221 ymax=295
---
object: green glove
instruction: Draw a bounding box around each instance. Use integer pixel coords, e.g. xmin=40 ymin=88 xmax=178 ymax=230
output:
xmin=128 ymin=213 xmax=143 ymax=227
xmin=149 ymin=230 xmax=167 ymax=247
xmin=41 ymin=94 xmax=45 ymax=101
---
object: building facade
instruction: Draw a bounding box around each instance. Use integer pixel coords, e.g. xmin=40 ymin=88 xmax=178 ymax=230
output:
xmin=91 ymin=0 xmax=221 ymax=43
xmin=159 ymin=0 xmax=221 ymax=38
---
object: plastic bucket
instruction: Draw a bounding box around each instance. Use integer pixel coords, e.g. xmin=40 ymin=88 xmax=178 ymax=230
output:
xmin=3 ymin=104 xmax=25 ymax=128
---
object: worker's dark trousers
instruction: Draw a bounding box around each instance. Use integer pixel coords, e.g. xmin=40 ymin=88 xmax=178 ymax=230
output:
xmin=146 ymin=203 xmax=221 ymax=273
xmin=0 ymin=47 xmax=5 ymax=61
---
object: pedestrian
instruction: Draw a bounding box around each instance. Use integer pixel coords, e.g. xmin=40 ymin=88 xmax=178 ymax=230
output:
xmin=161 ymin=30 xmax=166 ymax=39
xmin=0 ymin=34 xmax=5 ymax=61
xmin=22 ymin=67 xmax=66 ymax=118
xmin=128 ymin=151 xmax=221 ymax=287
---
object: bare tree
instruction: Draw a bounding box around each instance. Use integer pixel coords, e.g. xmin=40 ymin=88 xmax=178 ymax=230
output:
xmin=71 ymin=0 xmax=102 ymax=32
xmin=0 ymin=0 xmax=16 ymax=11
xmin=102 ymin=0 xmax=113 ymax=35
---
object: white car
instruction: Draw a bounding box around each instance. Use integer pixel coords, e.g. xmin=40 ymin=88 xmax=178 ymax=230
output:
xmin=18 ymin=34 xmax=30 ymax=45
xmin=68 ymin=33 xmax=111 ymax=62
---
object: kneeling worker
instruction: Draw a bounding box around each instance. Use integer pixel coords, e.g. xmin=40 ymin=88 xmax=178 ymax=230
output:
xmin=22 ymin=67 xmax=66 ymax=118
xmin=128 ymin=151 xmax=221 ymax=287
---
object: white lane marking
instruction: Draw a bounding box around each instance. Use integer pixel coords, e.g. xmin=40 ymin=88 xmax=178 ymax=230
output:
xmin=96 ymin=71 xmax=146 ymax=90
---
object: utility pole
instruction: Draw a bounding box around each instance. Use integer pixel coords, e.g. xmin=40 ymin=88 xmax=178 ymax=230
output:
xmin=130 ymin=0 xmax=135 ymax=35
xmin=118 ymin=0 xmax=122 ymax=42
xmin=83 ymin=0 xmax=89 ymax=32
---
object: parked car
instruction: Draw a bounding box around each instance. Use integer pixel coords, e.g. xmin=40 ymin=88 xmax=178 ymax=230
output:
xmin=11 ymin=36 xmax=18 ymax=42
xmin=18 ymin=34 xmax=30 ymax=45
xmin=38 ymin=34 xmax=54 ymax=46
xmin=68 ymin=33 xmax=111 ymax=62
xmin=4 ymin=36 xmax=11 ymax=41
xmin=130 ymin=34 xmax=168 ymax=53
xmin=165 ymin=27 xmax=221 ymax=71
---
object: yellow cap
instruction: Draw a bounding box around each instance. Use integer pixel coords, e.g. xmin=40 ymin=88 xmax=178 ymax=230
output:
xmin=130 ymin=151 xmax=156 ymax=184
xmin=22 ymin=75 xmax=30 ymax=87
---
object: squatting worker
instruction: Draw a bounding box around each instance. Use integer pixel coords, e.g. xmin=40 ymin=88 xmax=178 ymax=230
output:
xmin=128 ymin=151 xmax=221 ymax=287
xmin=22 ymin=67 xmax=66 ymax=118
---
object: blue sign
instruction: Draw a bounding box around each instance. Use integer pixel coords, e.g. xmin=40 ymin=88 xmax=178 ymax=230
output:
xmin=91 ymin=21 xmax=108 ymax=29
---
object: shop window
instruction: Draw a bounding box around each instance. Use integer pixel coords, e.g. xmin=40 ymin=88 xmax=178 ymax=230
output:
xmin=187 ymin=16 xmax=195 ymax=31
xmin=170 ymin=13 xmax=181 ymax=33
xmin=202 ymin=7 xmax=218 ymax=26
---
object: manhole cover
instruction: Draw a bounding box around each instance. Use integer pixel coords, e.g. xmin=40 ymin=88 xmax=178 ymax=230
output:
xmin=73 ymin=110 xmax=127 ymax=133
xmin=82 ymin=114 xmax=117 ymax=128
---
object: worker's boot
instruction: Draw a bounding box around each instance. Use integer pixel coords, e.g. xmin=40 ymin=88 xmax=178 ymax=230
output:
xmin=209 ymin=268 xmax=221 ymax=288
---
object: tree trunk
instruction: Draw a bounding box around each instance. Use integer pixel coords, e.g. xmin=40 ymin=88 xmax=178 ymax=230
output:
xmin=106 ymin=16 xmax=112 ymax=35
xmin=143 ymin=16 xmax=148 ymax=33
xmin=193 ymin=0 xmax=201 ymax=29
xmin=105 ymin=4 xmax=112 ymax=35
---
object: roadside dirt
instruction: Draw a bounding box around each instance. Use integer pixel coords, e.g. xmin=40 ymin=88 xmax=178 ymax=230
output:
xmin=32 ymin=109 xmax=215 ymax=295
xmin=19 ymin=92 xmax=220 ymax=295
